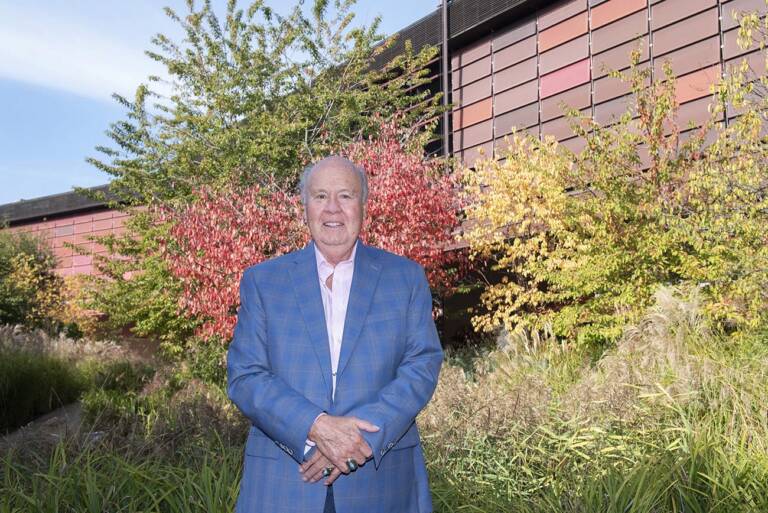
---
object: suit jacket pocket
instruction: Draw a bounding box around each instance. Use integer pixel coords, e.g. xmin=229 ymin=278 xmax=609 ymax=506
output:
xmin=245 ymin=433 xmax=281 ymax=459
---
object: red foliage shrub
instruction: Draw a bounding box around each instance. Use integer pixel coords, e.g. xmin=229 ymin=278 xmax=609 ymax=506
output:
xmin=160 ymin=122 xmax=466 ymax=341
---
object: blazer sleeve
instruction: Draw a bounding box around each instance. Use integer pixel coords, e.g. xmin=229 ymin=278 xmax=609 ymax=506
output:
xmin=349 ymin=264 xmax=443 ymax=468
xmin=227 ymin=267 xmax=325 ymax=464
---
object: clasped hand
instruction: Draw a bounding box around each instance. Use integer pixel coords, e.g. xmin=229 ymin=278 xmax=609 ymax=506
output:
xmin=299 ymin=415 xmax=379 ymax=485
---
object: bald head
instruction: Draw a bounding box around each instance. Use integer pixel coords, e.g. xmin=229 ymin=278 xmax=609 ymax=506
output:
xmin=299 ymin=156 xmax=368 ymax=207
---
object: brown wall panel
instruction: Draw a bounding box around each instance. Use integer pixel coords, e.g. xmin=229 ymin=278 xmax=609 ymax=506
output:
xmin=652 ymin=8 xmax=718 ymax=57
xmin=539 ymin=12 xmax=588 ymax=52
xmin=560 ymin=136 xmax=588 ymax=153
xmin=594 ymin=95 xmax=634 ymax=125
xmin=453 ymin=97 xmax=492 ymax=130
xmin=461 ymin=141 xmax=493 ymax=167
xmin=593 ymin=73 xmax=630 ymax=103
xmin=591 ymin=0 xmax=647 ymax=30
xmin=593 ymin=39 xmax=649 ymax=78
xmin=541 ymin=83 xmax=591 ymax=121
xmin=723 ymin=27 xmax=760 ymax=60
xmin=592 ymin=10 xmax=647 ymax=54
xmin=453 ymin=55 xmax=492 ymax=90
xmin=493 ymin=20 xmax=537 ymax=51
xmin=494 ymin=35 xmax=537 ymax=71
xmin=675 ymin=96 xmax=717 ymax=132
xmin=495 ymin=79 xmax=539 ymax=114
xmin=453 ymin=76 xmax=492 ymax=109
xmin=675 ymin=65 xmax=721 ymax=104
xmin=541 ymin=110 xmax=589 ymax=140
xmin=722 ymin=0 xmax=766 ymax=30
xmin=650 ymin=0 xmax=716 ymax=31
xmin=454 ymin=119 xmax=493 ymax=150
xmin=494 ymin=56 xmax=538 ymax=93
xmin=539 ymin=0 xmax=587 ymax=30
xmin=541 ymin=58 xmax=590 ymax=98
xmin=495 ymin=103 xmax=540 ymax=137
xmin=653 ymin=36 xmax=720 ymax=78
xmin=451 ymin=39 xmax=491 ymax=70
xmin=540 ymin=34 xmax=589 ymax=74
xmin=725 ymin=50 xmax=767 ymax=85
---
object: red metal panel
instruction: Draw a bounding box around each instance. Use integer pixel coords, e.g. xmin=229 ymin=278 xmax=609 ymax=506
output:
xmin=591 ymin=0 xmax=647 ymax=30
xmin=651 ymin=0 xmax=716 ymax=31
xmin=452 ymin=55 xmax=492 ymax=90
xmin=451 ymin=38 xmax=492 ymax=71
xmin=541 ymin=83 xmax=590 ymax=121
xmin=675 ymin=65 xmax=721 ymax=104
xmin=453 ymin=76 xmax=492 ymax=109
xmin=539 ymin=0 xmax=587 ymax=30
xmin=559 ymin=136 xmax=587 ymax=153
xmin=453 ymin=97 xmax=493 ymax=130
xmin=461 ymin=141 xmax=494 ymax=167
xmin=592 ymin=10 xmax=647 ymax=54
xmin=540 ymin=59 xmax=590 ymax=98
xmin=494 ymin=57 xmax=538 ymax=93
xmin=539 ymin=12 xmax=588 ymax=52
xmin=454 ymin=119 xmax=493 ymax=150
xmin=493 ymin=35 xmax=537 ymax=71
xmin=594 ymin=95 xmax=635 ymax=125
xmin=493 ymin=20 xmax=537 ymax=51
xmin=653 ymin=36 xmax=720 ymax=78
xmin=722 ymin=0 xmax=767 ymax=30
xmin=723 ymin=27 xmax=760 ymax=60
xmin=495 ymin=103 xmax=540 ymax=137
xmin=653 ymin=8 xmax=718 ymax=57
xmin=593 ymin=39 xmax=649 ymax=78
xmin=495 ymin=79 xmax=539 ymax=114
xmin=540 ymin=34 xmax=589 ymax=74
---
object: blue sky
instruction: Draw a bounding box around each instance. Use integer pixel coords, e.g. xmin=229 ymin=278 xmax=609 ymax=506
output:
xmin=0 ymin=0 xmax=438 ymax=205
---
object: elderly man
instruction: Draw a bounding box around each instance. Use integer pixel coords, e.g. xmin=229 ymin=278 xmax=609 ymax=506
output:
xmin=227 ymin=156 xmax=443 ymax=513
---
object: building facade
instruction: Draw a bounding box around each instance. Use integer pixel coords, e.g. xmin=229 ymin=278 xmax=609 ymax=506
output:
xmin=1 ymin=0 xmax=765 ymax=276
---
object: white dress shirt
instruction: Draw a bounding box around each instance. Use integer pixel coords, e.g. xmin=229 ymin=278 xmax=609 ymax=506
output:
xmin=305 ymin=241 xmax=357 ymax=454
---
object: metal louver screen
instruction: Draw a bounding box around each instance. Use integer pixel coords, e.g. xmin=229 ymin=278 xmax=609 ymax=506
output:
xmin=373 ymin=0 xmax=545 ymax=68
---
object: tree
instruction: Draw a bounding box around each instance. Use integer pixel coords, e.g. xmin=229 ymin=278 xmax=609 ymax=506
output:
xmin=85 ymin=0 xmax=444 ymax=345
xmin=160 ymin=120 xmax=465 ymax=341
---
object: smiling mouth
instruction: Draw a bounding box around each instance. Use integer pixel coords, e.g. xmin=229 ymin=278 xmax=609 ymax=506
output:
xmin=323 ymin=222 xmax=344 ymax=227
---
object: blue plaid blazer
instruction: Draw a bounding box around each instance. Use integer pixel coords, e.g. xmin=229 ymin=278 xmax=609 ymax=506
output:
xmin=227 ymin=241 xmax=443 ymax=513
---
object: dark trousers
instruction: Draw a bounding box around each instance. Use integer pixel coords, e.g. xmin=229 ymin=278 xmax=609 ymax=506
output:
xmin=324 ymin=486 xmax=336 ymax=513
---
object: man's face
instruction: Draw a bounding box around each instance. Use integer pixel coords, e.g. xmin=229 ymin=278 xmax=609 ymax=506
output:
xmin=305 ymin=162 xmax=364 ymax=261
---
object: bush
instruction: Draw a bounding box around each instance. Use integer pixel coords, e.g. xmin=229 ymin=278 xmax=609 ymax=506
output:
xmin=0 ymin=230 xmax=62 ymax=329
xmin=464 ymin=50 xmax=768 ymax=346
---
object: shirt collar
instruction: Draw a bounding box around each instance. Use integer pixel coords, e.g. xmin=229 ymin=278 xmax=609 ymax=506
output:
xmin=314 ymin=241 xmax=357 ymax=281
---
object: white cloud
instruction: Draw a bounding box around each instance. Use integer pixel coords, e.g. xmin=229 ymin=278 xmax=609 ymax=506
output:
xmin=0 ymin=2 xmax=170 ymax=102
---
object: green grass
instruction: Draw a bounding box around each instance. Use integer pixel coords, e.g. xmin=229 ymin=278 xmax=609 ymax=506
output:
xmin=0 ymin=345 xmax=154 ymax=434
xmin=2 ymin=291 xmax=767 ymax=512
xmin=1 ymin=440 xmax=242 ymax=513
xmin=0 ymin=349 xmax=86 ymax=433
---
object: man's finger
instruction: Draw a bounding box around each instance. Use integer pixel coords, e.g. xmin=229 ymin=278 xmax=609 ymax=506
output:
xmin=325 ymin=467 xmax=342 ymax=486
xmin=300 ymin=451 xmax=322 ymax=474
xmin=352 ymin=418 xmax=380 ymax=432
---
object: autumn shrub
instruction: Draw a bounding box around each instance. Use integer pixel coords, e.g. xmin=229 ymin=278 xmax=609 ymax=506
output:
xmin=464 ymin=48 xmax=768 ymax=346
xmin=159 ymin=121 xmax=466 ymax=342
xmin=0 ymin=230 xmax=62 ymax=329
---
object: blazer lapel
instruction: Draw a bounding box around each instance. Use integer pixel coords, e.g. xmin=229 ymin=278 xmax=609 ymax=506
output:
xmin=337 ymin=242 xmax=382 ymax=378
xmin=289 ymin=242 xmax=333 ymax=400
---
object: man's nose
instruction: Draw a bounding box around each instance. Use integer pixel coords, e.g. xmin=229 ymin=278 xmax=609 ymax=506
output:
xmin=324 ymin=195 xmax=341 ymax=212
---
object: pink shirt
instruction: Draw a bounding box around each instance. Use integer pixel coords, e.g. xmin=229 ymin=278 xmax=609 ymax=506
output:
xmin=314 ymin=241 xmax=357 ymax=399
xmin=305 ymin=242 xmax=357 ymax=453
